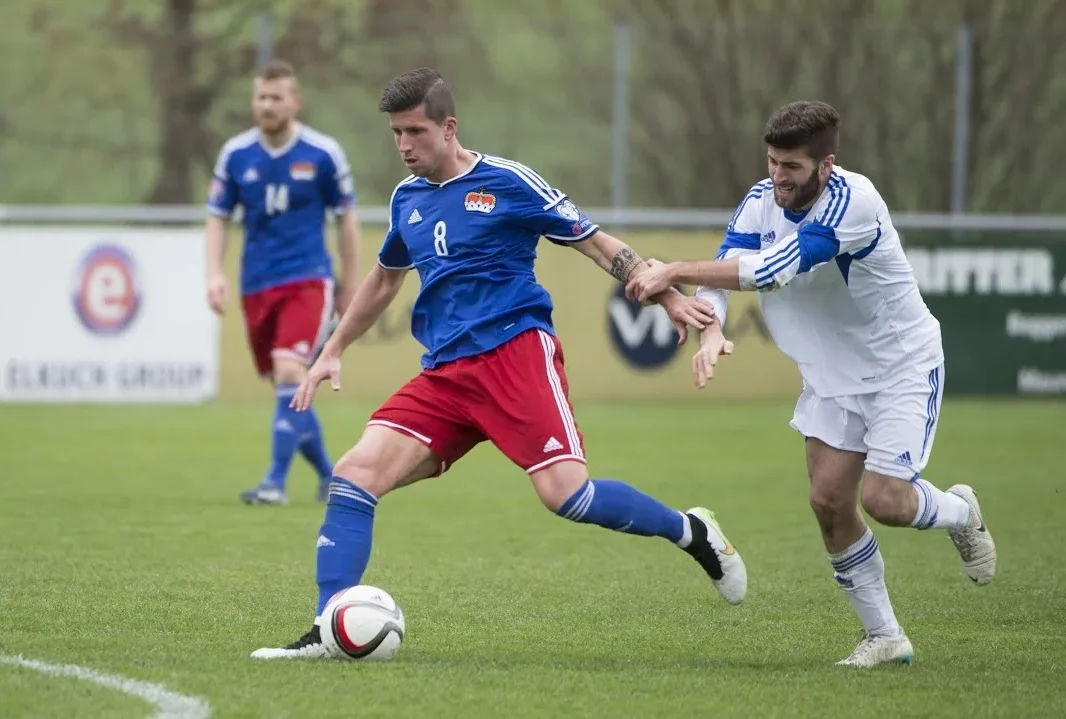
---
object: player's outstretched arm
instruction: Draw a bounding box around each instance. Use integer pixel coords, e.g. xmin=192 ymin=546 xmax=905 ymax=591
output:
xmin=628 ymin=193 xmax=879 ymax=301
xmin=290 ymin=264 xmax=407 ymax=411
xmin=627 ymin=257 xmax=744 ymax=303
xmin=571 ymin=230 xmax=717 ymax=342
xmin=626 ymin=228 xmax=839 ymax=301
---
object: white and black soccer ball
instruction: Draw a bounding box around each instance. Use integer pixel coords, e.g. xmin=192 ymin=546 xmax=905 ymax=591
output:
xmin=320 ymin=585 xmax=405 ymax=661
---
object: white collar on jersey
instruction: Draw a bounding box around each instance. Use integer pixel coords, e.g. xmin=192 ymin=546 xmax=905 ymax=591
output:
xmin=424 ymin=151 xmax=484 ymax=187
xmin=256 ymin=122 xmax=303 ymax=158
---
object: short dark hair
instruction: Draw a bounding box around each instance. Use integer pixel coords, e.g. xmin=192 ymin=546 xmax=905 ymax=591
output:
xmin=378 ymin=68 xmax=455 ymax=124
xmin=257 ymin=59 xmax=297 ymax=83
xmin=763 ymin=101 xmax=840 ymax=160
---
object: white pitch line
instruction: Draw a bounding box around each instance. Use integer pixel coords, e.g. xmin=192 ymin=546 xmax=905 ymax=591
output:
xmin=0 ymin=654 xmax=211 ymax=719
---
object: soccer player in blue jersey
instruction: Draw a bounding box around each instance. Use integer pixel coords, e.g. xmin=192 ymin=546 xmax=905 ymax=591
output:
xmin=251 ymin=67 xmax=748 ymax=659
xmin=204 ymin=60 xmax=362 ymax=506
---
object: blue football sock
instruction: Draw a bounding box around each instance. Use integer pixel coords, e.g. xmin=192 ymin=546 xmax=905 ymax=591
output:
xmin=298 ymin=407 xmax=334 ymax=483
xmin=264 ymin=384 xmax=302 ymax=490
xmin=556 ymin=479 xmax=685 ymax=543
xmin=316 ymin=479 xmax=377 ymax=617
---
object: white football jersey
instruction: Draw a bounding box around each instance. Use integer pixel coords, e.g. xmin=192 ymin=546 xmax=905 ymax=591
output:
xmin=697 ymin=166 xmax=943 ymax=397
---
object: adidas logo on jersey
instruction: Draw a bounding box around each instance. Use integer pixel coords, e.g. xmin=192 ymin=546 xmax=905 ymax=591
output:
xmin=408 ymin=209 xmax=422 ymax=224
xmin=542 ymin=436 xmax=564 ymax=453
xmin=316 ymin=535 xmax=335 ymax=548
xmin=893 ymin=451 xmax=913 ymax=466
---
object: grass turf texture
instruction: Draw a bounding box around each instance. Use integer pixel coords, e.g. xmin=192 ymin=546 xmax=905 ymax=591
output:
xmin=1 ymin=399 xmax=1063 ymax=718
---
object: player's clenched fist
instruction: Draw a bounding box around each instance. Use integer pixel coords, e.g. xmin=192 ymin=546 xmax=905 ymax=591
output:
xmin=291 ymin=352 xmax=342 ymax=412
xmin=692 ymin=333 xmax=734 ymax=389
xmin=206 ymin=273 xmax=229 ymax=315
xmin=626 ymin=261 xmax=676 ymax=304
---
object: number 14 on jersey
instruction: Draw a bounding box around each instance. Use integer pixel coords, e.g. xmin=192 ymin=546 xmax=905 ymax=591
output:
xmin=266 ymin=183 xmax=289 ymax=215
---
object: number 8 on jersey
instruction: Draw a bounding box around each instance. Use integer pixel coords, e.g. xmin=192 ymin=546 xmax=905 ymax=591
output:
xmin=433 ymin=220 xmax=448 ymax=257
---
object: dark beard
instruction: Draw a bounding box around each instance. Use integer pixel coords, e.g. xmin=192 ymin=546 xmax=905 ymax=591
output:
xmin=775 ymin=168 xmax=822 ymax=210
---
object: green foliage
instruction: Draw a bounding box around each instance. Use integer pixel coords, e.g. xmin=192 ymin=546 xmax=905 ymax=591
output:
xmin=0 ymin=0 xmax=1063 ymax=211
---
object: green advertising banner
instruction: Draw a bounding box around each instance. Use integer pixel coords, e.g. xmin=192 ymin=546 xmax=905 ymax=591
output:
xmin=901 ymin=230 xmax=1066 ymax=396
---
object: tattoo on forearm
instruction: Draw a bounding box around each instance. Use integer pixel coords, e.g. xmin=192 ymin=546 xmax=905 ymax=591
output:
xmin=610 ymin=246 xmax=643 ymax=282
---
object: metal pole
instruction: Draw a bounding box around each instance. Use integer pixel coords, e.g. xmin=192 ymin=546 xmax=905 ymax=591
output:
xmin=611 ymin=22 xmax=631 ymax=211
xmin=950 ymin=23 xmax=973 ymax=214
xmin=256 ymin=11 xmax=274 ymax=68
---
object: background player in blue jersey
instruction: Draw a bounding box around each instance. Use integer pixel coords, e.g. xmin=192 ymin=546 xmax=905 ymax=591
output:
xmin=204 ymin=60 xmax=363 ymax=506
xmin=251 ymin=67 xmax=748 ymax=659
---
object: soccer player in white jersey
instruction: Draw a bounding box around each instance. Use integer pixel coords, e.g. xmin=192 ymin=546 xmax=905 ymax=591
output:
xmin=626 ymin=101 xmax=997 ymax=668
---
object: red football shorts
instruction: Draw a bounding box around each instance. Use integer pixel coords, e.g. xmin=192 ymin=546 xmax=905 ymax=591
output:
xmin=368 ymin=328 xmax=586 ymax=475
xmin=241 ymin=278 xmax=334 ymax=376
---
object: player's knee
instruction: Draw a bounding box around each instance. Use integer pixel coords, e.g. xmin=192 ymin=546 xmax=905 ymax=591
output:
xmin=332 ymin=446 xmax=392 ymax=498
xmin=808 ymin=483 xmax=851 ymax=527
xmin=273 ymin=358 xmax=307 ymax=386
xmin=531 ymin=462 xmax=588 ymax=513
xmin=860 ymin=473 xmax=909 ymax=525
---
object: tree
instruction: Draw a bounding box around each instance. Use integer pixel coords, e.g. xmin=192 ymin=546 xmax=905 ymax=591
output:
xmin=614 ymin=0 xmax=960 ymax=210
xmin=100 ymin=0 xmax=264 ymax=204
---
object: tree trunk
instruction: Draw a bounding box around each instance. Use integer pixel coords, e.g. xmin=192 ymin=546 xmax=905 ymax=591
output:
xmin=146 ymin=0 xmax=198 ymax=204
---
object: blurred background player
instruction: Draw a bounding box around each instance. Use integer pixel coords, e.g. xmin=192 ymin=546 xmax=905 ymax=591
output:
xmin=251 ymin=67 xmax=747 ymax=659
xmin=627 ymin=101 xmax=997 ymax=668
xmin=204 ymin=59 xmax=362 ymax=506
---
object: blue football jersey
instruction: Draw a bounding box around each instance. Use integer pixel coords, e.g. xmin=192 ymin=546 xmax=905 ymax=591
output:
xmin=378 ymin=152 xmax=599 ymax=369
xmin=206 ymin=124 xmax=356 ymax=295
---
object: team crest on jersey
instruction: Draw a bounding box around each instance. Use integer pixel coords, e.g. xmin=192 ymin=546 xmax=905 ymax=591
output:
xmin=555 ymin=199 xmax=581 ymax=222
xmin=290 ymin=161 xmax=316 ymax=181
xmin=464 ymin=188 xmax=496 ymax=214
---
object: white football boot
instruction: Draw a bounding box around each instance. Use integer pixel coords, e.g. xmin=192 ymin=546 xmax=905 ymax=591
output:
xmin=946 ymin=485 xmax=996 ymax=585
xmin=837 ymin=632 xmax=915 ymax=668
xmin=240 ymin=484 xmax=289 ymax=506
xmin=683 ymin=507 xmax=747 ymax=605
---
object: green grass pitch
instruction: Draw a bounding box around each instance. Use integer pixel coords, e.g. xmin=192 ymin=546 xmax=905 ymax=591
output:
xmin=1 ymin=399 xmax=1064 ymax=718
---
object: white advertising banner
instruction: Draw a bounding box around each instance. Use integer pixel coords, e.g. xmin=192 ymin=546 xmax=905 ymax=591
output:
xmin=0 ymin=226 xmax=220 ymax=403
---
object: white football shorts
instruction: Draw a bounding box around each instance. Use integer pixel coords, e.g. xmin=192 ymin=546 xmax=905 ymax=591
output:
xmin=789 ymin=364 xmax=945 ymax=480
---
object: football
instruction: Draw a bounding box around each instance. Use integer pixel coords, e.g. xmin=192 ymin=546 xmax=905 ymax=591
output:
xmin=319 ymin=585 xmax=406 ymax=661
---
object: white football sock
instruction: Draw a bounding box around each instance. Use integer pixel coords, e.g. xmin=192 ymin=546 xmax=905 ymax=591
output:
xmin=910 ymin=478 xmax=971 ymax=530
xmin=676 ymin=512 xmax=693 ymax=549
xmin=829 ymin=528 xmax=902 ymax=638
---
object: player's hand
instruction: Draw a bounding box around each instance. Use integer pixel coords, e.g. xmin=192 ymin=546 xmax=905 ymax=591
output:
xmin=659 ymin=293 xmax=717 ymax=344
xmin=206 ymin=273 xmax=228 ymax=315
xmin=692 ymin=330 xmax=734 ymax=389
xmin=291 ymin=351 xmax=342 ymax=412
xmin=626 ymin=261 xmax=676 ymax=304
